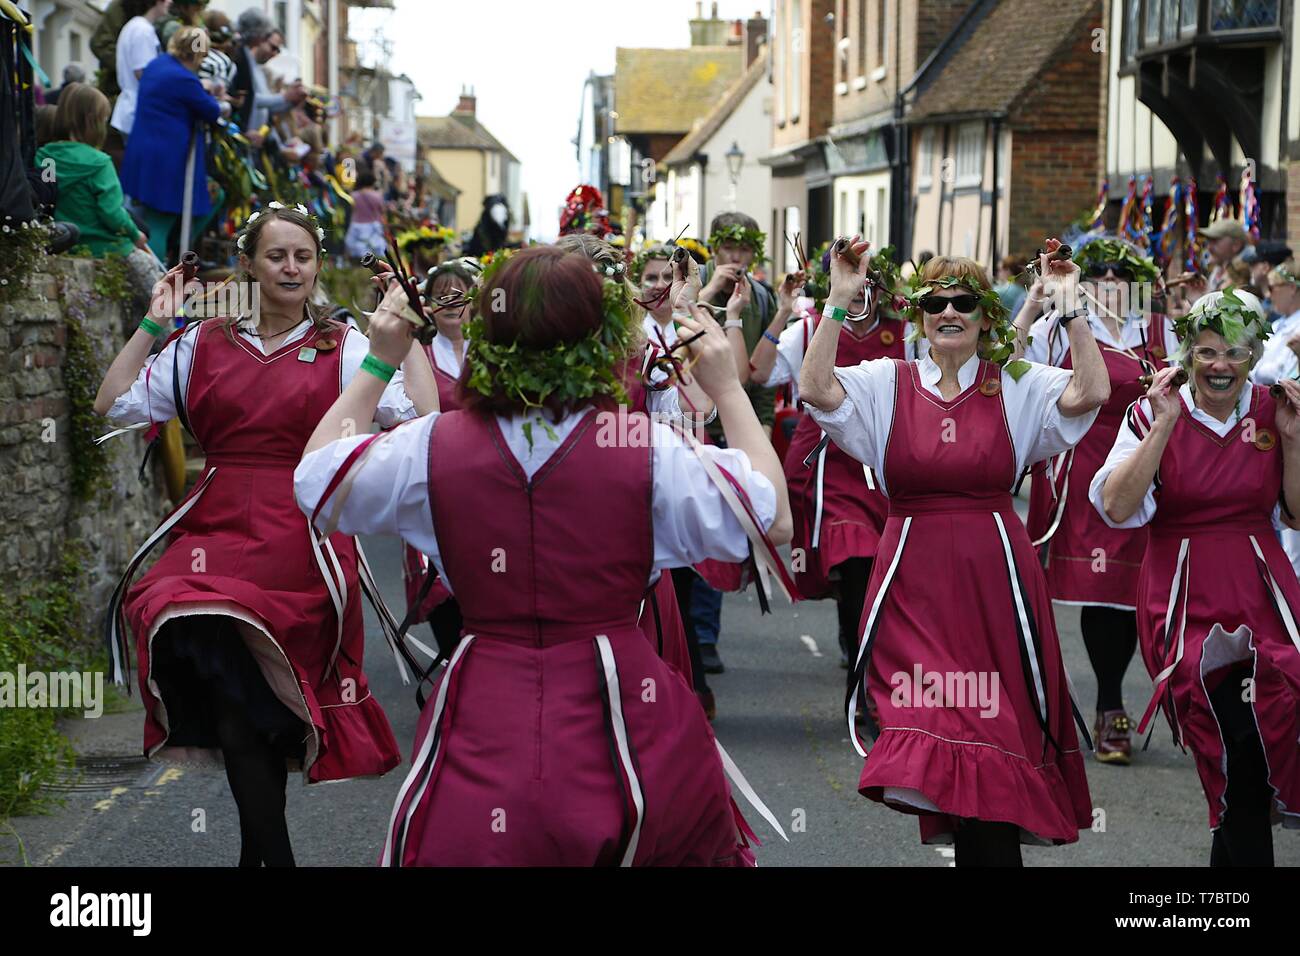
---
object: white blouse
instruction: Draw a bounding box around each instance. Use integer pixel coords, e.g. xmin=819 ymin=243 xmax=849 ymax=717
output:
xmin=1087 ymin=383 xmax=1255 ymax=529
xmin=1024 ymin=309 xmax=1180 ymax=368
xmin=1251 ymin=309 xmax=1300 ymax=386
xmin=107 ymin=319 xmax=417 ymax=429
xmin=805 ymin=352 xmax=1097 ymax=495
xmin=293 ymin=410 xmax=778 ymax=592
xmin=430 ymin=333 xmax=466 ymax=380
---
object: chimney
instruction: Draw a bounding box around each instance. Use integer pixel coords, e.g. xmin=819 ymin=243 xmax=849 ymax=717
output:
xmin=744 ymin=12 xmax=768 ymax=67
xmin=453 ymin=84 xmax=476 ymax=118
xmin=689 ymin=2 xmax=728 ymax=47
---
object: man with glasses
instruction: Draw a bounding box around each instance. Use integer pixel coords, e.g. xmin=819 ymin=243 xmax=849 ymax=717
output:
xmin=230 ymin=9 xmax=305 ymax=139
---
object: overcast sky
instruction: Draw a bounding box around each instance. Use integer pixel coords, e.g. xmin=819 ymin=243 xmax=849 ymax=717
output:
xmin=348 ymin=0 xmax=765 ymax=240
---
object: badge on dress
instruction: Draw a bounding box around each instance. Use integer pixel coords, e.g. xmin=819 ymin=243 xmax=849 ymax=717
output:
xmin=1149 ymin=346 xmax=1166 ymax=360
xmin=979 ymin=379 xmax=1001 ymax=397
xmin=880 ymin=329 xmax=896 ymax=346
xmin=1254 ymin=428 xmax=1277 ymax=451
xmin=298 ymin=347 xmax=318 ymax=363
xmin=315 ymin=338 xmax=338 ymax=352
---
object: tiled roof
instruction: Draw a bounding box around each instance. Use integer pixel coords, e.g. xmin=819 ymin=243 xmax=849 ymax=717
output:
xmin=614 ymin=46 xmax=746 ymax=135
xmin=910 ymin=0 xmax=1100 ymax=121
xmin=417 ymin=115 xmax=519 ymax=163
xmin=663 ymin=48 xmax=769 ymax=166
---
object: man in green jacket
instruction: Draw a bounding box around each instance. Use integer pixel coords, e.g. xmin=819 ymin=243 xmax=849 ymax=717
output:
xmin=91 ymin=0 xmax=129 ymax=98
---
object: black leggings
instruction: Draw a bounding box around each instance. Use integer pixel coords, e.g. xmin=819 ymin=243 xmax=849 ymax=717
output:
xmin=1208 ymin=666 xmax=1275 ymax=867
xmin=953 ymin=819 xmax=1023 ymax=867
xmin=671 ymin=567 xmax=710 ymax=694
xmin=835 ymin=557 xmax=873 ymax=688
xmin=1080 ymin=606 xmax=1138 ymax=712
xmin=214 ymin=690 xmax=295 ymax=867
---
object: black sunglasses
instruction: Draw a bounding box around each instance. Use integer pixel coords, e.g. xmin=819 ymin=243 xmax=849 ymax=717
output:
xmin=1085 ymin=261 xmax=1133 ymax=280
xmin=919 ymin=293 xmax=979 ymax=315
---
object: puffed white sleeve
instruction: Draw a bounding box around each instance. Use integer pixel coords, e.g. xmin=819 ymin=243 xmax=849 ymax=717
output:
xmin=804 ymin=357 xmax=897 ymax=472
xmin=1087 ymin=398 xmax=1155 ymax=529
xmin=650 ymin=424 xmax=777 ymax=569
xmin=761 ymin=321 xmax=807 ymax=388
xmin=106 ymin=324 xmax=198 ymax=425
xmin=340 ymin=328 xmax=418 ymax=427
xmin=1006 ymin=360 xmax=1099 ymax=469
xmin=645 ymin=383 xmax=718 ymax=425
xmin=293 ymin=413 xmax=442 ymax=559
xmin=1021 ymin=314 xmax=1059 ymax=366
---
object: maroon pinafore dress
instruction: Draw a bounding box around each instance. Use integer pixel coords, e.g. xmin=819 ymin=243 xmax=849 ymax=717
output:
xmin=381 ymin=407 xmax=749 ymax=865
xmin=1027 ymin=333 xmax=1167 ymax=607
xmin=785 ymin=316 xmax=904 ymax=598
xmin=849 ymin=359 xmax=1093 ymax=844
xmin=125 ymin=320 xmax=401 ymax=781
xmin=401 ymin=344 xmax=461 ymax=622
xmin=1132 ymin=386 xmax=1300 ymax=829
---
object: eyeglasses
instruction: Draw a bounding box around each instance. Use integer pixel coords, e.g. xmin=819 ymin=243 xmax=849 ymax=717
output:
xmin=1084 ymin=262 xmax=1133 ymax=280
xmin=919 ymin=293 xmax=979 ymax=315
xmin=1190 ymin=346 xmax=1253 ymax=365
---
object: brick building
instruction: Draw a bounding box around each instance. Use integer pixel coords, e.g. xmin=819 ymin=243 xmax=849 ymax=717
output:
xmin=906 ymin=0 xmax=1103 ymax=267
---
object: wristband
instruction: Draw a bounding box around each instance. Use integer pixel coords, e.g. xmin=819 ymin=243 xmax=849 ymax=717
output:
xmin=763 ymin=330 xmax=781 ymax=345
xmin=822 ymin=304 xmax=848 ymax=323
xmin=1059 ymin=308 xmax=1087 ymax=326
xmin=723 ymin=318 xmax=744 ymax=330
xmin=139 ymin=316 xmax=164 ymax=337
xmin=360 ymin=353 xmax=397 ymax=383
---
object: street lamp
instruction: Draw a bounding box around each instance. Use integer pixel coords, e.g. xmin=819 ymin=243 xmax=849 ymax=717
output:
xmin=725 ymin=140 xmax=744 ymax=184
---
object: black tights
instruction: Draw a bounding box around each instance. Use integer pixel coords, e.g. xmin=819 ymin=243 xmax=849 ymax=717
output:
xmin=835 ymin=558 xmax=872 ymax=684
xmin=953 ymin=820 xmax=1023 ymax=867
xmin=1080 ymin=606 xmax=1138 ymax=712
xmin=671 ymin=567 xmax=710 ymax=694
xmin=1208 ymin=667 xmax=1275 ymax=867
xmin=213 ymin=690 xmax=295 ymax=867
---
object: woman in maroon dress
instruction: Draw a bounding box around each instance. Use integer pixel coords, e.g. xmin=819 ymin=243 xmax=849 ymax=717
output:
xmin=93 ymin=204 xmax=436 ymax=866
xmin=400 ymin=258 xmax=480 ymax=660
xmin=799 ymin=240 xmax=1109 ymax=865
xmin=1093 ymin=288 xmax=1300 ymax=866
xmin=1020 ymin=238 xmax=1179 ymax=764
xmin=296 ymin=245 xmax=793 ymax=866
xmin=750 ymin=247 xmax=908 ymax=673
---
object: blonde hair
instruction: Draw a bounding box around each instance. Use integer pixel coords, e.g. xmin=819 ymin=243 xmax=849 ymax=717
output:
xmin=168 ymin=26 xmax=210 ymax=66
xmin=53 ymin=83 xmax=110 ymax=148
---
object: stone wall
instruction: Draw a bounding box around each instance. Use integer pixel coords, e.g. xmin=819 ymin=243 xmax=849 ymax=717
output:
xmin=0 ymin=258 xmax=164 ymax=653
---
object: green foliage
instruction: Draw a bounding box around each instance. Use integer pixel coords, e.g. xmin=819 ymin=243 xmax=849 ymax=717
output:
xmin=0 ymin=549 xmax=87 ymax=823
xmin=1072 ymin=238 xmax=1160 ymax=285
xmin=90 ymin=255 xmax=132 ymax=306
xmin=708 ymin=224 xmax=768 ymax=264
xmin=319 ymin=266 xmax=379 ymax=318
xmin=62 ymin=315 xmax=111 ymax=501
xmin=0 ymin=220 xmax=53 ymax=307
xmin=905 ymin=271 xmax=1027 ymax=369
xmin=1174 ymin=285 xmax=1272 ymax=349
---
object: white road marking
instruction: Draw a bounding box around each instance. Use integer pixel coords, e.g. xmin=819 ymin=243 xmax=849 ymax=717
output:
xmin=799 ymin=635 xmax=823 ymax=657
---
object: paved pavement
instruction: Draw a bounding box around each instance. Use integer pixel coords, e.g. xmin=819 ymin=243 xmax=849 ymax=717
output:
xmin=6 ymin=528 xmax=1298 ymax=867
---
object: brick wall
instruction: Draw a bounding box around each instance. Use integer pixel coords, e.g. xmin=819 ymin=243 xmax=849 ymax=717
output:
xmin=0 ymin=259 xmax=161 ymax=648
xmin=1006 ymin=3 xmax=1103 ymax=259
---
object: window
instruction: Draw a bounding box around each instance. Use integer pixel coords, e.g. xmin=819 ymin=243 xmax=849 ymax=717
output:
xmin=875 ymin=188 xmax=887 ymax=247
xmin=784 ymin=205 xmax=802 ymax=273
xmin=857 ymin=189 xmax=866 ymax=235
xmin=1123 ymin=0 xmax=1139 ymax=62
xmin=791 ymin=0 xmax=803 ymax=122
xmin=837 ymin=0 xmax=849 ymax=87
xmin=875 ymin=0 xmax=886 ymax=68
xmin=954 ymin=123 xmax=984 ymax=187
xmin=839 ymin=192 xmax=848 ymax=235
xmin=857 ymin=0 xmax=868 ymax=77
xmin=774 ymin=1 xmax=785 ymax=124
xmin=916 ymin=128 xmax=934 ymax=188
xmin=69 ymin=31 xmax=82 ymax=64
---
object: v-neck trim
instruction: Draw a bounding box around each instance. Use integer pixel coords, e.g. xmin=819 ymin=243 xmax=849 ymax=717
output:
xmin=232 ymin=320 xmax=319 ymax=363
xmin=911 ymin=353 xmax=984 ymax=408
xmin=1180 ymin=385 xmax=1257 ymax=447
xmin=487 ymin=408 xmax=598 ymax=489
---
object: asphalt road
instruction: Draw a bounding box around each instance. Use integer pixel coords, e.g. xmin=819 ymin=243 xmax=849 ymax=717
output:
xmin=7 ymin=526 xmax=1299 ymax=868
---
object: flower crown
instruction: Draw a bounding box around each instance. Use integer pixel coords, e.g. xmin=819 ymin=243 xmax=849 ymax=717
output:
xmin=236 ymin=201 xmax=327 ymax=251
xmin=708 ymin=224 xmax=767 ymax=263
xmin=1072 ymin=237 xmax=1160 ymax=285
xmin=462 ymin=252 xmax=635 ymax=412
xmin=904 ymin=272 xmax=1030 ymax=378
xmin=1172 ymin=286 xmax=1271 ymax=350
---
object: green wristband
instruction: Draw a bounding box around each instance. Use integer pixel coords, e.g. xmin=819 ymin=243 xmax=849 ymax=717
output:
xmin=139 ymin=317 xmax=164 ymax=337
xmin=360 ymin=353 xmax=397 ymax=383
xmin=822 ymin=304 xmax=848 ymax=323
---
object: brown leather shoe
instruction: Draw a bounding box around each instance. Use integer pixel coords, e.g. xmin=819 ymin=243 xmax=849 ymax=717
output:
xmin=1094 ymin=710 xmax=1133 ymax=765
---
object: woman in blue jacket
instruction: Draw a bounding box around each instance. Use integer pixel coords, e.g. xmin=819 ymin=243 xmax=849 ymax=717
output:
xmin=121 ymin=26 xmax=225 ymax=261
